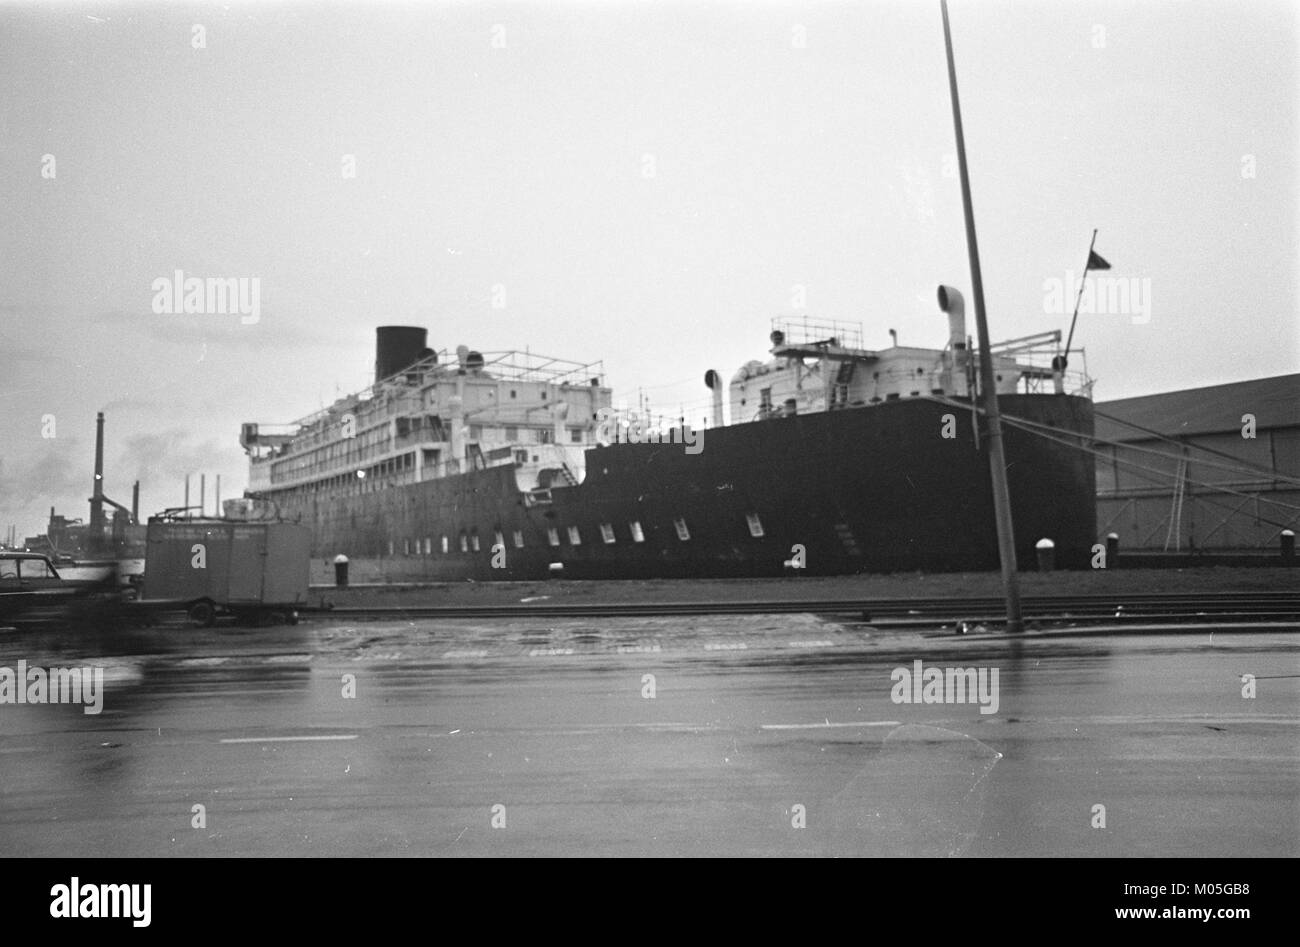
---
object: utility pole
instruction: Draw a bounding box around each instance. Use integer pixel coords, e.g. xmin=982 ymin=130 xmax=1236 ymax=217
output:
xmin=940 ymin=0 xmax=1023 ymax=632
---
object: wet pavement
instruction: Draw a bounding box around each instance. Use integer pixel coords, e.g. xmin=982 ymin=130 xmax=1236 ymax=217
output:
xmin=1 ymin=615 xmax=1296 ymax=856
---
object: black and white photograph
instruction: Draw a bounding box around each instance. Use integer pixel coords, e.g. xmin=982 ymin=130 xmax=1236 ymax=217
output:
xmin=1 ymin=0 xmax=1296 ymax=913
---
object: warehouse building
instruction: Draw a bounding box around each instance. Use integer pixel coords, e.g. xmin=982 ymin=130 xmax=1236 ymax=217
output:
xmin=1094 ymin=374 xmax=1300 ymax=552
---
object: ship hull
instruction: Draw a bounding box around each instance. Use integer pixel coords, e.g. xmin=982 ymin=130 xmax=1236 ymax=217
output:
xmin=275 ymin=395 xmax=1096 ymax=579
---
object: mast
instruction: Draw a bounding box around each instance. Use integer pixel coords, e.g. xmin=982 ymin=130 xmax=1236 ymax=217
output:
xmin=940 ymin=0 xmax=1023 ymax=632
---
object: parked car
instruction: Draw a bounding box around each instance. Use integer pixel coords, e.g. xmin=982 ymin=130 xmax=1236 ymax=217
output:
xmin=0 ymin=552 xmax=124 ymax=629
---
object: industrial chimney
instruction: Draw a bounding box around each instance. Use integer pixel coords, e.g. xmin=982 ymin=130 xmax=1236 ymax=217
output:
xmin=89 ymin=411 xmax=105 ymax=551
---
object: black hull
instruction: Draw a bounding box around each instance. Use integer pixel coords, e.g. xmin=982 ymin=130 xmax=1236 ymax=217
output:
xmin=278 ymin=396 xmax=1096 ymax=579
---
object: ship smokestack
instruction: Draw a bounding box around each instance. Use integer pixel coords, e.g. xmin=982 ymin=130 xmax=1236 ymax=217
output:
xmin=375 ymin=326 xmax=429 ymax=384
xmin=937 ymin=285 xmax=966 ymax=351
xmin=704 ymin=370 xmax=725 ymax=428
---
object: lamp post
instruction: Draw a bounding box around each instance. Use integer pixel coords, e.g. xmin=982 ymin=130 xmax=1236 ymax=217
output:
xmin=940 ymin=0 xmax=1023 ymax=632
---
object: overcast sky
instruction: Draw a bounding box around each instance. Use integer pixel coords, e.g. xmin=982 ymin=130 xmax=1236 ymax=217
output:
xmin=1 ymin=0 xmax=1296 ymax=540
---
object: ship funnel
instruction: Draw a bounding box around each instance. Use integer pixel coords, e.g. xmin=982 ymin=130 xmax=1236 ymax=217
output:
xmin=375 ymin=326 xmax=428 ymax=383
xmin=937 ymin=285 xmax=966 ymax=351
xmin=704 ymin=370 xmax=725 ymax=428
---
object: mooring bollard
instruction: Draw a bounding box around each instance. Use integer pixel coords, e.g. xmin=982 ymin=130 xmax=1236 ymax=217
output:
xmin=1035 ymin=537 xmax=1055 ymax=572
xmin=1106 ymin=532 xmax=1119 ymax=568
xmin=333 ymin=553 xmax=350 ymax=588
xmin=1282 ymin=529 xmax=1295 ymax=562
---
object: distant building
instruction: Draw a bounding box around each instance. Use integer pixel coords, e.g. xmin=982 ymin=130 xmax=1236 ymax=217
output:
xmin=23 ymin=508 xmax=144 ymax=559
xmin=24 ymin=510 xmax=88 ymax=557
xmin=20 ymin=412 xmax=147 ymax=559
xmin=1094 ymin=374 xmax=1300 ymax=552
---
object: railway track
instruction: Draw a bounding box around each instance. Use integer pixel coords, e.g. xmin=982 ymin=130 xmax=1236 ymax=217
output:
xmin=301 ymin=591 xmax=1300 ymax=626
xmin=6 ymin=591 xmax=1293 ymax=633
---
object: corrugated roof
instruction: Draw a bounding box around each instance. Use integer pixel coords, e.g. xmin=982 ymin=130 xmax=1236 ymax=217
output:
xmin=1094 ymin=374 xmax=1300 ymax=442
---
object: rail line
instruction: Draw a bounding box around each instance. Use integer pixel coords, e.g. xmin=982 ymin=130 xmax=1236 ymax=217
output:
xmin=301 ymin=591 xmax=1300 ymax=626
xmin=11 ymin=590 xmax=1290 ymax=632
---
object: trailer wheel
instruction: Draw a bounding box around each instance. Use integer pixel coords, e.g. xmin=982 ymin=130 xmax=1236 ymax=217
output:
xmin=188 ymin=602 xmax=216 ymax=628
xmin=285 ymin=610 xmax=299 ymax=626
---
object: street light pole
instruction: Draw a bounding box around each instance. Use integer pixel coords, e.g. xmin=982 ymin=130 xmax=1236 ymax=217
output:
xmin=940 ymin=0 xmax=1023 ymax=632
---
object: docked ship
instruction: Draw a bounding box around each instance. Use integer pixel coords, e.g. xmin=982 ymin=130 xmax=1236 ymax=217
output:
xmin=237 ymin=288 xmax=1097 ymax=580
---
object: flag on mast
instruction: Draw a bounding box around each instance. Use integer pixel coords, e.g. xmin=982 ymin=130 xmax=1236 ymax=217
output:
xmin=1087 ymin=249 xmax=1111 ymax=271
xmin=1063 ymin=231 xmax=1110 ymax=365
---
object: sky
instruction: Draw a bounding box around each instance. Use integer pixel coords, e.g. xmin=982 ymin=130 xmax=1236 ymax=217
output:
xmin=1 ymin=0 xmax=1297 ymax=540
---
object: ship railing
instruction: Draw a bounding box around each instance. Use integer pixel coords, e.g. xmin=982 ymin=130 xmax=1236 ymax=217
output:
xmin=969 ymin=341 xmax=1093 ymax=398
xmin=282 ymin=405 xmax=342 ymax=433
xmin=770 ymin=316 xmax=864 ymax=351
xmin=465 ymin=350 xmax=607 ymax=386
xmin=369 ymin=349 xmax=605 ymax=389
xmin=1018 ymin=370 xmax=1094 ymax=397
xmin=277 ymin=350 xmax=607 ymax=438
xmin=374 ymin=351 xmax=448 ymax=388
xmin=263 ymin=444 xmax=531 ymax=494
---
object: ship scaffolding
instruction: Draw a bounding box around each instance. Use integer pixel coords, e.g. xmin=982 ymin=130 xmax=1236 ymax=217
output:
xmin=240 ymin=331 xmax=613 ymax=511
